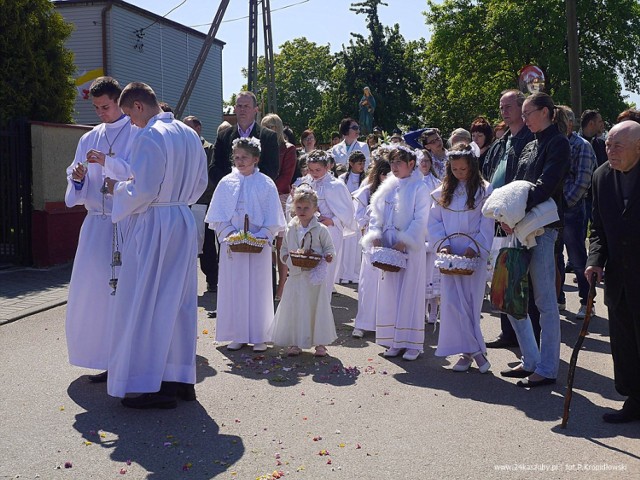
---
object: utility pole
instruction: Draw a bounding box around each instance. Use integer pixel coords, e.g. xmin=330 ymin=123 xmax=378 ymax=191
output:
xmin=261 ymin=0 xmax=277 ymax=113
xmin=247 ymin=0 xmax=259 ymax=95
xmin=175 ymin=0 xmax=230 ymax=119
xmin=566 ymin=0 xmax=581 ymax=119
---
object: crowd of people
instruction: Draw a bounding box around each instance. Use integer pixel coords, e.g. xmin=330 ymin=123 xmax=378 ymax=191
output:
xmin=64 ymin=76 xmax=640 ymax=424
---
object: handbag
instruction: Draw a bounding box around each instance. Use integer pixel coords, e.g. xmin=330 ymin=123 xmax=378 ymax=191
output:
xmin=490 ymin=235 xmax=531 ymax=319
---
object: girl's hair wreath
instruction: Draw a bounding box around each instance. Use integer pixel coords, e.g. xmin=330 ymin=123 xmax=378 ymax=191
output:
xmin=447 ymin=142 xmax=477 ymax=159
xmin=391 ymin=145 xmax=417 ymax=161
xmin=232 ymin=136 xmax=261 ymax=152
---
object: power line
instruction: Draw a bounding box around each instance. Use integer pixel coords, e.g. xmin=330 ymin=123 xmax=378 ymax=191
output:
xmin=188 ymin=0 xmax=310 ymax=28
xmin=139 ymin=0 xmax=190 ymax=32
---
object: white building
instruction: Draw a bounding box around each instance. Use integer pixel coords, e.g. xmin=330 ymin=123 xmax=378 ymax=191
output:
xmin=53 ymin=0 xmax=224 ymax=140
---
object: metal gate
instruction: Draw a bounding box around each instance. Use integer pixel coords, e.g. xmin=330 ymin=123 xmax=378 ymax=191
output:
xmin=0 ymin=119 xmax=32 ymax=266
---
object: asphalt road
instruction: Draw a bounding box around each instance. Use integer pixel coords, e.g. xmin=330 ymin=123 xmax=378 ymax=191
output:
xmin=1 ymin=276 xmax=638 ymax=480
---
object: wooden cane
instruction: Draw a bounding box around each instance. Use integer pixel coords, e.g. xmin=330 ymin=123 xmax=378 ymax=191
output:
xmin=561 ymin=271 xmax=598 ymax=428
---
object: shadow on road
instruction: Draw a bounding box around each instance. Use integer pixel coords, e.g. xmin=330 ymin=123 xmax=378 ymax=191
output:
xmin=67 ymin=356 xmax=243 ymax=479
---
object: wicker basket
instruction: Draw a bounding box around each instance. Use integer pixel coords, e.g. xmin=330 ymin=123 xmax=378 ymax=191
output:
xmin=226 ymin=214 xmax=267 ymax=253
xmin=290 ymin=231 xmax=322 ymax=269
xmin=371 ymin=247 xmax=407 ymax=272
xmin=435 ymin=233 xmax=485 ymax=276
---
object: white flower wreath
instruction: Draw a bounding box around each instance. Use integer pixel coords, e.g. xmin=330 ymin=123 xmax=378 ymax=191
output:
xmin=232 ymin=136 xmax=261 ymax=152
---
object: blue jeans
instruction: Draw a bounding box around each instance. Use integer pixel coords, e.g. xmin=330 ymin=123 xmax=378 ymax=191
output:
xmin=557 ymin=200 xmax=589 ymax=305
xmin=508 ymin=228 xmax=560 ymax=378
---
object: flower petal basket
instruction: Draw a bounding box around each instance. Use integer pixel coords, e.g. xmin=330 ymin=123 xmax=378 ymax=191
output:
xmin=290 ymin=231 xmax=322 ymax=269
xmin=371 ymin=246 xmax=407 ymax=273
xmin=226 ymin=214 xmax=268 ymax=254
xmin=435 ymin=232 xmax=485 ymax=276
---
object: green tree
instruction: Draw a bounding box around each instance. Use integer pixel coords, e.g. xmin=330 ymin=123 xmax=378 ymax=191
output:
xmin=420 ymin=0 xmax=640 ymax=133
xmin=0 ymin=0 xmax=76 ymax=124
xmin=334 ymin=0 xmax=425 ymax=133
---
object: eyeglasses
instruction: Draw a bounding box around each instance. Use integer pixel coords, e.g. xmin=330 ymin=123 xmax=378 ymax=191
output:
xmin=349 ymin=125 xmax=360 ymax=131
xmin=423 ymin=137 xmax=440 ymax=146
xmin=521 ymin=108 xmax=542 ymax=120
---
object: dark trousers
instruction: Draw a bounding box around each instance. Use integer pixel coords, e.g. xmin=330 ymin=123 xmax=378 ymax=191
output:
xmin=609 ymin=290 xmax=640 ymax=400
xmin=200 ymin=226 xmax=218 ymax=287
xmin=556 ymin=200 xmax=590 ymax=305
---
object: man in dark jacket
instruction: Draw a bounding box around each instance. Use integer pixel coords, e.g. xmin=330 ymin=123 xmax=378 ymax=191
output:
xmin=586 ymin=120 xmax=640 ymax=423
xmin=210 ymin=91 xmax=279 ymax=190
xmin=483 ymin=90 xmax=537 ymax=350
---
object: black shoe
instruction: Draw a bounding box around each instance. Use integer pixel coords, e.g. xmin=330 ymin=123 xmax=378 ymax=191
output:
xmin=486 ymin=336 xmax=519 ymax=349
xmin=602 ymin=400 xmax=640 ymax=424
xmin=500 ymin=366 xmax=534 ymax=378
xmin=176 ymin=383 xmax=197 ymax=401
xmin=121 ymin=393 xmax=177 ymax=409
xmin=516 ymin=377 xmax=556 ymax=388
xmin=88 ymin=371 xmax=108 ymax=383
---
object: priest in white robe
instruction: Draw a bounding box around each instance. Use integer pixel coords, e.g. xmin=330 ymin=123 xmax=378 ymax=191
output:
xmin=65 ymin=77 xmax=135 ymax=382
xmin=105 ymin=82 xmax=208 ymax=408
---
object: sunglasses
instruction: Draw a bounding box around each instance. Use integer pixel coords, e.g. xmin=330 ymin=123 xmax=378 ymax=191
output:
xmin=349 ymin=125 xmax=361 ymax=131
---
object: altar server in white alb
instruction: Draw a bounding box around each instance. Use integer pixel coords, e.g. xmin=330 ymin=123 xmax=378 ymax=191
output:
xmin=337 ymin=150 xmax=367 ymax=284
xmin=304 ymin=149 xmax=356 ymax=301
xmin=351 ymin=157 xmax=391 ymax=339
xmin=65 ymin=76 xmax=135 ymax=383
xmin=362 ymin=146 xmax=429 ymax=361
xmin=206 ymin=137 xmax=286 ymax=352
xmin=428 ymin=143 xmax=494 ymax=373
xmin=105 ymin=82 xmax=208 ymax=409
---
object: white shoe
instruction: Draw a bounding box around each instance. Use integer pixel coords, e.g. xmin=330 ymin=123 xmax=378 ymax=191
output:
xmin=383 ymin=347 xmax=403 ymax=358
xmin=253 ymin=343 xmax=268 ymax=352
xmin=403 ymin=349 xmax=420 ymax=361
xmin=576 ymin=304 xmax=594 ymax=320
xmin=352 ymin=328 xmax=365 ymax=338
xmin=473 ymin=352 xmax=491 ymax=374
xmin=227 ymin=342 xmax=245 ymax=351
xmin=452 ymin=354 xmax=472 ymax=372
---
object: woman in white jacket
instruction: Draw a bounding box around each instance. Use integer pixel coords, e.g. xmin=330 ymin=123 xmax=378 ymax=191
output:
xmin=362 ymin=147 xmax=429 ymax=360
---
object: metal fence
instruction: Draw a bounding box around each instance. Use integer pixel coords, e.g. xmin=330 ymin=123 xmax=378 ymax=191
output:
xmin=0 ymin=119 xmax=32 ymax=266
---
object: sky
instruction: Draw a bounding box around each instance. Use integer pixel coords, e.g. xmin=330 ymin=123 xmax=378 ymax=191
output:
xmin=128 ymin=0 xmax=639 ymax=107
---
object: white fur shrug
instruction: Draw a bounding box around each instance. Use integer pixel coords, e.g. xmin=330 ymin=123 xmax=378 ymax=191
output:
xmin=361 ymin=170 xmax=429 ymax=252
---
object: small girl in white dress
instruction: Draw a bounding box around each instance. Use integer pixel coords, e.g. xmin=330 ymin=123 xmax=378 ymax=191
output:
xmin=271 ymin=187 xmax=337 ymax=357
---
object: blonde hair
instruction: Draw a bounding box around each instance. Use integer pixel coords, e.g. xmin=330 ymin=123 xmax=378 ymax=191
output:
xmin=293 ymin=185 xmax=318 ymax=208
xmin=261 ymin=113 xmax=286 ymax=146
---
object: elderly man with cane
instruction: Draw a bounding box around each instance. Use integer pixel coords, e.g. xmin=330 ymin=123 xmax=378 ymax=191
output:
xmin=586 ymin=120 xmax=640 ymax=423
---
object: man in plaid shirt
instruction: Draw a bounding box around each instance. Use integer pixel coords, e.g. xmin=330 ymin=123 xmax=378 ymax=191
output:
xmin=557 ymin=105 xmax=597 ymax=319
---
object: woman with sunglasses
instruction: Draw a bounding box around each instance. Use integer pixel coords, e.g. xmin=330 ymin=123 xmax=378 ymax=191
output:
xmin=331 ymin=117 xmax=371 ymax=169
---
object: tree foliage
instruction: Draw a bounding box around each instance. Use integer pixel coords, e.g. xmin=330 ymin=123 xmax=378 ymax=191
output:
xmin=336 ymin=0 xmax=425 ymax=133
xmin=254 ymin=38 xmax=335 ymax=141
xmin=420 ymin=0 xmax=640 ymax=134
xmin=245 ymin=0 xmax=425 ymax=142
xmin=0 ymin=0 xmax=76 ymax=125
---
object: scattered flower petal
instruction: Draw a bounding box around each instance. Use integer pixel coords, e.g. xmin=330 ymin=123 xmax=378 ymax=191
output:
xmin=119 ymin=468 xmax=127 ymax=474
xmin=64 ymin=462 xmax=72 ymax=469
xmin=202 ymin=329 xmax=209 ymax=334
